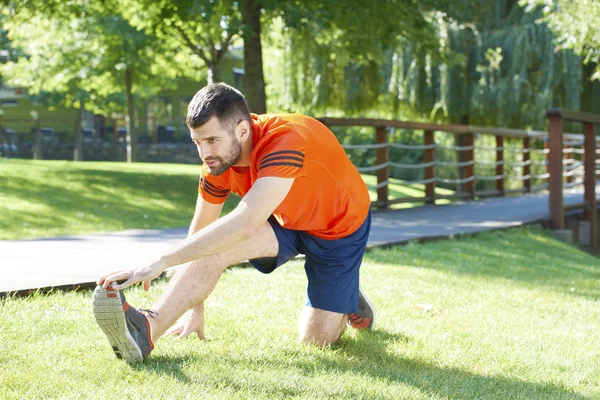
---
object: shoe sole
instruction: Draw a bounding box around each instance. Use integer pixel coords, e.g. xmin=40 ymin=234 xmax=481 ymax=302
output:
xmin=359 ymin=283 xmax=376 ymax=329
xmin=92 ymin=286 xmax=143 ymax=362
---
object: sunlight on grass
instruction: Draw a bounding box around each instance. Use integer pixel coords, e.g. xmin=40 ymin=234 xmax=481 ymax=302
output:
xmin=0 ymin=159 xmax=239 ymax=239
xmin=1 ymin=159 xmax=450 ymax=239
xmin=362 ymin=174 xmax=453 ymax=208
xmin=1 ymin=228 xmax=598 ymax=399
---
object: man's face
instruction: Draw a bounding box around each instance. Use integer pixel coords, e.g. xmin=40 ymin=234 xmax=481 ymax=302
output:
xmin=190 ymin=116 xmax=242 ymax=176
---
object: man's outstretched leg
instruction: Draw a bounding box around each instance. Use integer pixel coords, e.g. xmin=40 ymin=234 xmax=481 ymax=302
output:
xmin=92 ymin=222 xmax=279 ymax=362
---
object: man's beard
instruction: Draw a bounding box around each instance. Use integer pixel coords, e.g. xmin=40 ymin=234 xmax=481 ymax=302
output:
xmin=204 ymin=137 xmax=242 ymax=176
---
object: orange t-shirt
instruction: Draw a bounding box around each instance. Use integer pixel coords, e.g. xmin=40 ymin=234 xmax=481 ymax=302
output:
xmin=198 ymin=113 xmax=370 ymax=239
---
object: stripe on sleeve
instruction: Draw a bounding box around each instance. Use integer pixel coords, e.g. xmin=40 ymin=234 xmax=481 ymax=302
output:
xmin=259 ymin=150 xmax=304 ymax=170
xmin=259 ymin=161 xmax=304 ymax=170
xmin=201 ymin=179 xmax=229 ymax=198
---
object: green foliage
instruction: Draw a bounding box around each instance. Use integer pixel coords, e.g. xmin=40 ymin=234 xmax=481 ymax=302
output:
xmin=122 ymin=0 xmax=243 ymax=83
xmin=1 ymin=1 xmax=179 ymax=115
xmin=263 ymin=0 xmax=590 ymax=131
xmin=263 ymin=0 xmax=444 ymax=116
xmin=521 ymin=0 xmax=600 ymax=80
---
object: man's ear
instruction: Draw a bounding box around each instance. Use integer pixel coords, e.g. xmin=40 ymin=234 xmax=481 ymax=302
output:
xmin=237 ymin=120 xmax=252 ymax=142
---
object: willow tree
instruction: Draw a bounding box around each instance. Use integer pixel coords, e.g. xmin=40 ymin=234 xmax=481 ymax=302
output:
xmin=521 ymin=0 xmax=600 ymax=114
xmin=266 ymin=1 xmax=585 ymax=124
xmin=262 ymin=0 xmax=590 ymax=188
xmin=261 ymin=0 xmax=441 ymax=115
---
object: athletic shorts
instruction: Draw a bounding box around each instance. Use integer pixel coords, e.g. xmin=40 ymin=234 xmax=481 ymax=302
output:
xmin=249 ymin=210 xmax=371 ymax=314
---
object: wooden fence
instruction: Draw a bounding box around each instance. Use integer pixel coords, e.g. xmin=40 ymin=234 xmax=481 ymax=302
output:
xmin=319 ymin=117 xmax=563 ymax=208
xmin=547 ymin=109 xmax=600 ymax=247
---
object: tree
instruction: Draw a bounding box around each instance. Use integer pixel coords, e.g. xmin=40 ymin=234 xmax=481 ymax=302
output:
xmin=1 ymin=14 xmax=97 ymax=160
xmin=521 ymin=0 xmax=600 ymax=80
xmin=240 ymin=0 xmax=266 ymax=113
xmin=2 ymin=1 xmax=179 ymax=162
xmin=122 ymin=0 xmax=243 ymax=85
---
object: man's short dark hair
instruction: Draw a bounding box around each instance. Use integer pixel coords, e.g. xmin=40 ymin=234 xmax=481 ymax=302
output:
xmin=186 ymin=83 xmax=251 ymax=133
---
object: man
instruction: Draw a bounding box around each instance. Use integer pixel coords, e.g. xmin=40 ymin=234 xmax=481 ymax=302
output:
xmin=93 ymin=83 xmax=375 ymax=362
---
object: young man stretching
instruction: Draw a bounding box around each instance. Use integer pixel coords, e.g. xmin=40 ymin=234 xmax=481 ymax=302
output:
xmin=93 ymin=83 xmax=375 ymax=362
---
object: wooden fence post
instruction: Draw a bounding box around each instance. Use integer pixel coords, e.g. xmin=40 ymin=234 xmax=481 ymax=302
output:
xmin=375 ymin=126 xmax=389 ymax=208
xmin=548 ymin=115 xmax=564 ymax=230
xmin=424 ymin=130 xmax=435 ymax=204
xmin=523 ymin=137 xmax=531 ymax=193
xmin=496 ymin=135 xmax=504 ymax=196
xmin=464 ymin=133 xmax=475 ymax=198
xmin=583 ymin=122 xmax=596 ymax=247
xmin=564 ymin=144 xmax=573 ymax=184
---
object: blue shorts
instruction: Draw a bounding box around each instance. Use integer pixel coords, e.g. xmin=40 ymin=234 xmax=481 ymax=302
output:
xmin=249 ymin=211 xmax=371 ymax=314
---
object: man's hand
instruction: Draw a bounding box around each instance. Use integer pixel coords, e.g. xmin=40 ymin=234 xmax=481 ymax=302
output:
xmin=97 ymin=259 xmax=169 ymax=291
xmin=165 ymin=303 xmax=205 ymax=340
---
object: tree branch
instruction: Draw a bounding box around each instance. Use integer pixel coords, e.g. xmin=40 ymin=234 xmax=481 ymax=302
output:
xmin=174 ymin=24 xmax=211 ymax=64
xmin=216 ymin=31 xmax=239 ymax=61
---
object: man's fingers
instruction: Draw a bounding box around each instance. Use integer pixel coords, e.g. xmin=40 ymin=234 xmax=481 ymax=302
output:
xmin=100 ymin=271 xmax=132 ymax=289
xmin=143 ymin=280 xmax=152 ymax=292
xmin=166 ymin=325 xmax=184 ymax=337
xmin=176 ymin=328 xmax=192 ymax=340
xmin=111 ymin=277 xmax=136 ymax=291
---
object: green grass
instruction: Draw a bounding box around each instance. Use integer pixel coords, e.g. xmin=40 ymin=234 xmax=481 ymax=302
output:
xmin=0 ymin=159 xmax=234 ymax=240
xmin=362 ymin=175 xmax=454 ymax=208
xmin=1 ymin=227 xmax=598 ymax=399
xmin=0 ymin=159 xmax=452 ymax=240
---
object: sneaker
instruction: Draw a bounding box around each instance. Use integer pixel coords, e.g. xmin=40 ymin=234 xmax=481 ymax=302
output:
xmin=348 ymin=285 xmax=375 ymax=329
xmin=92 ymin=285 xmax=155 ymax=362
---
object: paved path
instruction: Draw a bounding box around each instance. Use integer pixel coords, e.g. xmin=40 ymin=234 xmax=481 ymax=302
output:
xmin=0 ymin=187 xmax=592 ymax=294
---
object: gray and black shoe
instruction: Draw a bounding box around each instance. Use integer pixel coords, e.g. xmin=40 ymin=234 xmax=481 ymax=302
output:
xmin=92 ymin=285 xmax=155 ymax=362
xmin=348 ymin=285 xmax=375 ymax=329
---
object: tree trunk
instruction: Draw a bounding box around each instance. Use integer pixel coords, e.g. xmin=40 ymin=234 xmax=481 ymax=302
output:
xmin=125 ymin=65 xmax=137 ymax=163
xmin=73 ymin=102 xmax=84 ymax=161
xmin=581 ymin=62 xmax=600 ymax=114
xmin=0 ymin=115 xmax=4 ymax=157
xmin=242 ymin=0 xmax=267 ymax=114
xmin=207 ymin=63 xmax=222 ymax=84
xmin=32 ymin=118 xmax=42 ymax=160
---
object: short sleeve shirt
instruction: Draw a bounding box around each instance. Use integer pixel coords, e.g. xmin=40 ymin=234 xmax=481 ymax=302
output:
xmin=199 ymin=113 xmax=370 ymax=239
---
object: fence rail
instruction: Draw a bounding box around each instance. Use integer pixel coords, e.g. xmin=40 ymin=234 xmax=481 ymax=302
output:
xmin=319 ymin=116 xmax=596 ymax=211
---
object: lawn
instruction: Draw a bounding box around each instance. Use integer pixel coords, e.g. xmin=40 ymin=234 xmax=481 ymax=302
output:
xmin=0 ymin=227 xmax=598 ymax=399
xmin=0 ymin=159 xmax=452 ymax=240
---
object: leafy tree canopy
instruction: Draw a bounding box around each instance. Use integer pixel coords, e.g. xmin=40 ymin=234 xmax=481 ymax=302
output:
xmin=1 ymin=0 xmax=180 ymax=115
xmin=521 ymin=0 xmax=600 ymax=80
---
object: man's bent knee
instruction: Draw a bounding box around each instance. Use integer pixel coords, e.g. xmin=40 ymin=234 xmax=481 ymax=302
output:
xmin=298 ymin=306 xmax=347 ymax=347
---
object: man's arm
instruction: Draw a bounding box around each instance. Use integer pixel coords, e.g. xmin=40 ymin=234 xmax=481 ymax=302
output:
xmin=162 ymin=194 xmax=222 ymax=276
xmin=100 ymin=176 xmax=294 ymax=289
xmin=188 ymin=194 xmax=224 ymax=237
xmin=161 ymin=176 xmax=293 ymax=266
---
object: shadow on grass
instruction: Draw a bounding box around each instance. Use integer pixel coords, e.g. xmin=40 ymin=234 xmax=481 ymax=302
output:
xmin=365 ymin=228 xmax=600 ymax=300
xmin=142 ymin=329 xmax=588 ymax=399
xmin=1 ymin=163 xmax=240 ymax=238
xmin=331 ymin=330 xmax=587 ymax=399
xmin=131 ymin=354 xmax=193 ymax=383
xmin=289 ymin=329 xmax=586 ymax=399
